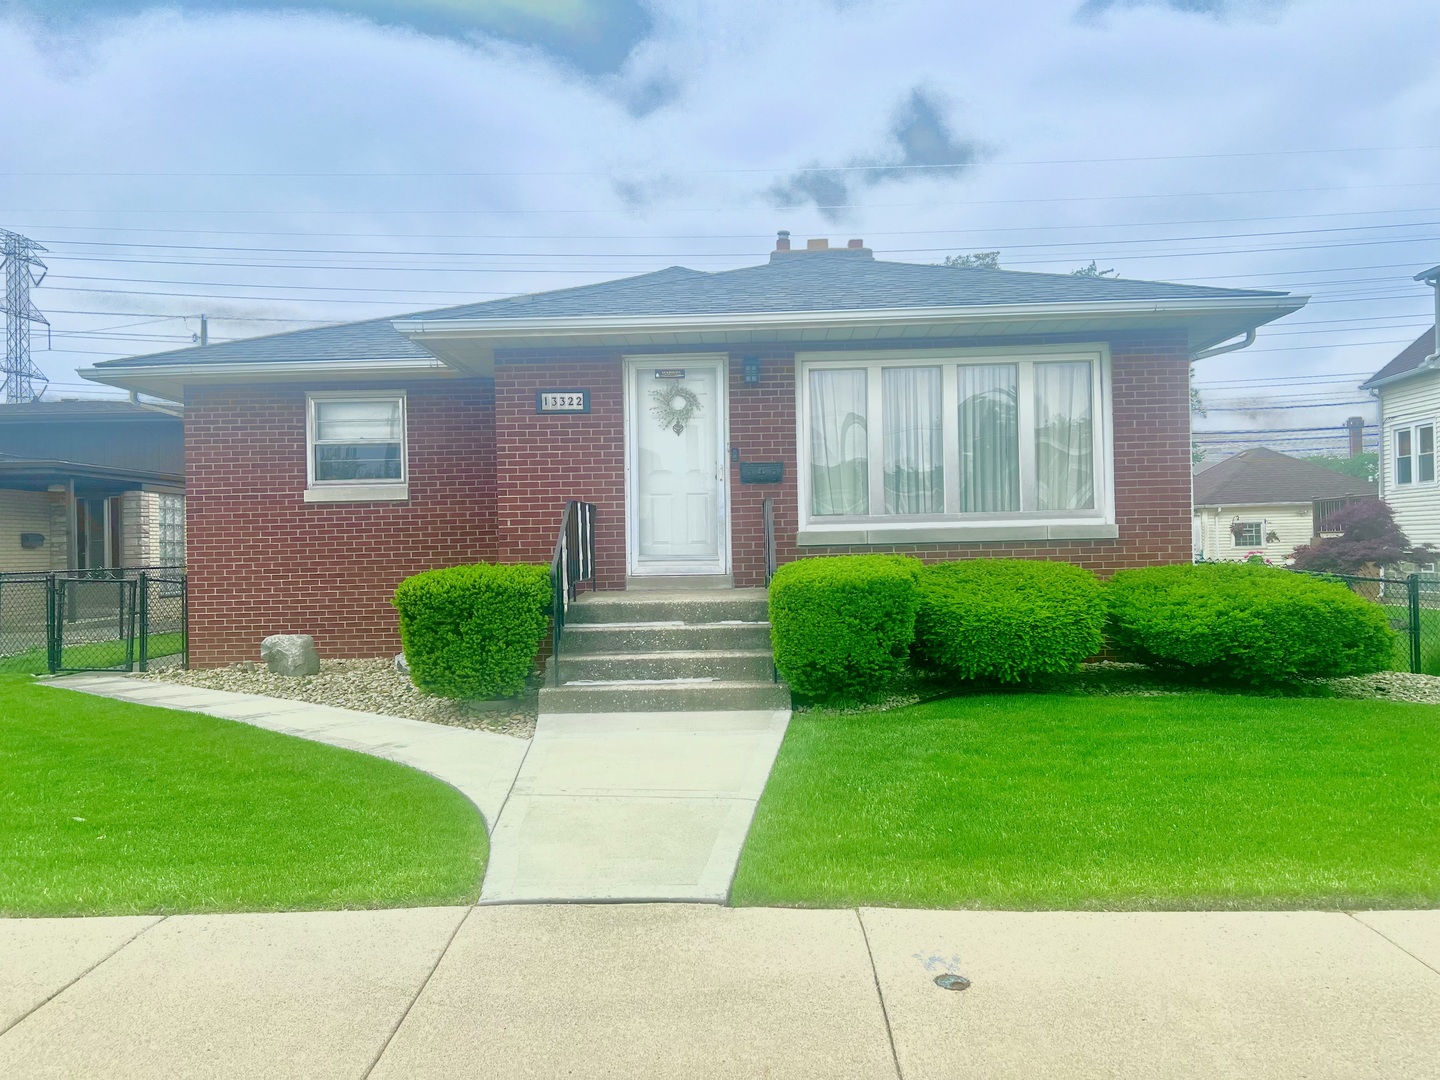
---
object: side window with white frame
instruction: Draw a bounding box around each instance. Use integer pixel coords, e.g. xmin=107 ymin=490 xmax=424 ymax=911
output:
xmin=305 ymin=392 xmax=408 ymax=499
xmin=799 ymin=348 xmax=1111 ymax=540
xmin=1233 ymin=521 xmax=1262 ymax=547
xmin=1393 ymin=422 xmax=1435 ymax=486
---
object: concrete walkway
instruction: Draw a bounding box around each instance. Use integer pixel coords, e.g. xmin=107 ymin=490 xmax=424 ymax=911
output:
xmin=49 ymin=674 xmax=529 ymax=828
xmin=47 ymin=676 xmax=789 ymax=903
xmin=480 ymin=709 xmax=789 ymax=903
xmin=3 ymin=905 xmax=1439 ymax=1079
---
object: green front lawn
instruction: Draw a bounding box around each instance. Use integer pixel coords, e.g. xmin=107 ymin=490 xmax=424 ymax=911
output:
xmin=0 ymin=677 xmax=487 ymax=916
xmin=732 ymin=693 xmax=1440 ymax=910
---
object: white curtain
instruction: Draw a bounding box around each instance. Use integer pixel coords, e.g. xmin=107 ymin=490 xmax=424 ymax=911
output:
xmin=809 ymin=369 xmax=869 ymax=516
xmin=1035 ymin=361 xmax=1095 ymax=511
xmin=882 ymin=367 xmax=944 ymax=514
xmin=957 ymin=364 xmax=1019 ymax=512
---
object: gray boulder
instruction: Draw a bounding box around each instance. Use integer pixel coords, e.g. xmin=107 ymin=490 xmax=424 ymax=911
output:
xmin=260 ymin=634 xmax=320 ymax=677
xmin=394 ymin=652 xmax=411 ymax=676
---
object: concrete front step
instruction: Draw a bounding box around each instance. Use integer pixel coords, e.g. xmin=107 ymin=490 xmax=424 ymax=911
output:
xmin=557 ymin=649 xmax=775 ymax=683
xmin=539 ymin=679 xmax=791 ymax=713
xmin=562 ymin=621 xmax=773 ymax=654
xmin=566 ymin=589 xmax=769 ymax=625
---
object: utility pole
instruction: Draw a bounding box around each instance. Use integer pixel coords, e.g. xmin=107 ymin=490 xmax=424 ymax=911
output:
xmin=1 ymin=229 xmax=49 ymax=404
xmin=199 ymin=313 xmax=208 ymax=346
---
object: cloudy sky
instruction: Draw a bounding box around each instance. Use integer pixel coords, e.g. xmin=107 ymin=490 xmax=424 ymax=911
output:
xmin=4 ymin=0 xmax=1440 ymax=456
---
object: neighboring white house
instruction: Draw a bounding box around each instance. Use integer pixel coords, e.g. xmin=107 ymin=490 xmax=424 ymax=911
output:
xmin=1193 ymin=447 xmax=1375 ymax=563
xmin=1363 ymin=318 xmax=1440 ymax=549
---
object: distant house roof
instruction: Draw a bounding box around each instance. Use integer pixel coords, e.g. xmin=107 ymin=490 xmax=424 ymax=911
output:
xmin=1193 ymin=447 xmax=1376 ymax=506
xmin=0 ymin=399 xmax=181 ymax=421
xmin=87 ymin=247 xmax=1296 ymax=374
xmin=1362 ymin=329 xmax=1437 ymax=389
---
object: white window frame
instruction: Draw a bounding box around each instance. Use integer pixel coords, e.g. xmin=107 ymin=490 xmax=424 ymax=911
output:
xmin=1232 ymin=521 xmax=1263 ymax=547
xmin=795 ymin=345 xmax=1116 ymax=546
xmin=1392 ymin=420 xmax=1436 ymax=488
xmin=304 ymin=390 xmax=409 ymax=503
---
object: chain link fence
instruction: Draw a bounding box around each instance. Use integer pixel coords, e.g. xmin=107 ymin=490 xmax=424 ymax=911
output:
xmin=1309 ymin=572 xmax=1440 ymax=675
xmin=0 ymin=568 xmax=186 ymax=675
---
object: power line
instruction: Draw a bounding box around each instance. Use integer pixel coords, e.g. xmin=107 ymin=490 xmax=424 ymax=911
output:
xmin=12 ymin=143 xmax=1440 ymax=178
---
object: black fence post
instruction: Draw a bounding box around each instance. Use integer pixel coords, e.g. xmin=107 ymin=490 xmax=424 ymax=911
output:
xmin=1408 ymin=574 xmax=1423 ymax=674
xmin=137 ymin=572 xmax=150 ymax=672
xmin=45 ymin=574 xmax=58 ymax=675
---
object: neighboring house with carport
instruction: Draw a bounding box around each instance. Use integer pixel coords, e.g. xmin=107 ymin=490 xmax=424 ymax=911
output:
xmin=1362 ymin=285 xmax=1440 ymax=547
xmin=0 ymin=400 xmax=186 ymax=572
xmin=1193 ymin=447 xmax=1376 ymax=563
xmin=82 ymin=234 xmax=1305 ymax=669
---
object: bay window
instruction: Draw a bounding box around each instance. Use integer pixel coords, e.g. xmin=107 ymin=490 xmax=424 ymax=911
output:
xmin=798 ymin=348 xmax=1113 ymax=543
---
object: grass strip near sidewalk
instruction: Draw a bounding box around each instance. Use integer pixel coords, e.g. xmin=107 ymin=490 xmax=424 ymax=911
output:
xmin=0 ymin=676 xmax=487 ymax=916
xmin=732 ymin=692 xmax=1440 ymax=910
xmin=0 ymin=633 xmax=185 ymax=676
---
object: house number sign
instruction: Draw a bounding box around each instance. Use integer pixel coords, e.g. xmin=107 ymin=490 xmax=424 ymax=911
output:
xmin=536 ymin=390 xmax=591 ymax=414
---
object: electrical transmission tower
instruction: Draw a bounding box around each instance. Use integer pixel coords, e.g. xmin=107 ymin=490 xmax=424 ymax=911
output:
xmin=1 ymin=229 xmax=49 ymax=404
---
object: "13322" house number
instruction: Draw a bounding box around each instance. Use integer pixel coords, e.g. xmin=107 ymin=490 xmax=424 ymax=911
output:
xmin=536 ymin=390 xmax=590 ymax=414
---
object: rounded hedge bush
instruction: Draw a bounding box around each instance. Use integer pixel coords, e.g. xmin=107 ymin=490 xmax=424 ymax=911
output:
xmin=913 ymin=559 xmax=1107 ymax=683
xmin=768 ymin=554 xmax=923 ymax=703
xmin=393 ymin=562 xmax=552 ymax=699
xmin=1106 ymin=562 xmax=1395 ymax=684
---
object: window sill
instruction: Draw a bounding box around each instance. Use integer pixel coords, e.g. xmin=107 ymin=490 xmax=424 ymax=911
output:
xmin=796 ymin=522 xmax=1119 ymax=546
xmin=304 ymin=483 xmax=409 ymax=503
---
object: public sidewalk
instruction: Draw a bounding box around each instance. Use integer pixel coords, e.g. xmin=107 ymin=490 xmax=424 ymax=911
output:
xmin=2 ymin=905 xmax=1439 ymax=1079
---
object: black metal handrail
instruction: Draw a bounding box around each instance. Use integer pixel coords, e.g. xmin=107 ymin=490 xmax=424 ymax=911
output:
xmin=550 ymin=500 xmax=597 ymax=675
xmin=762 ymin=497 xmax=777 ymax=587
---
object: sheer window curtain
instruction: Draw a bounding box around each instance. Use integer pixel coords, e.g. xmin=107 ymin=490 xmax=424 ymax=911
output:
xmin=1034 ymin=362 xmax=1095 ymax=511
xmin=883 ymin=367 xmax=944 ymax=514
xmin=809 ymin=369 xmax=869 ymax=516
xmin=957 ymin=364 xmax=1019 ymax=512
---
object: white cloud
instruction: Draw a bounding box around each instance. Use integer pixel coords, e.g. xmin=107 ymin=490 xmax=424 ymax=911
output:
xmin=1 ymin=0 xmax=1438 ymax=452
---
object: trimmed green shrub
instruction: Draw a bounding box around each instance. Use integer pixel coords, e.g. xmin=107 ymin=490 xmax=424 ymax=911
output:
xmin=392 ymin=563 xmax=552 ymax=699
xmin=769 ymin=555 xmax=923 ymax=703
xmin=913 ymin=559 xmax=1106 ymax=683
xmin=1106 ymin=563 xmax=1395 ymax=684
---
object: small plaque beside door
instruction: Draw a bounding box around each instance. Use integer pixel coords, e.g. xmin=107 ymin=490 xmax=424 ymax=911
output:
xmin=536 ymin=390 xmax=590 ymax=414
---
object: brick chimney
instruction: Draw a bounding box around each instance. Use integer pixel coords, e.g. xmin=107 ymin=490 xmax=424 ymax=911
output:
xmin=806 ymin=238 xmax=830 ymax=250
xmin=847 ymin=238 xmax=864 ymax=248
xmin=774 ymin=230 xmax=790 ymax=252
xmin=1345 ymin=416 xmax=1365 ymax=458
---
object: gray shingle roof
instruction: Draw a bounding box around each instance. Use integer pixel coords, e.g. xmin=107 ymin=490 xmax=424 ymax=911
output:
xmin=1362 ymin=329 xmax=1436 ymax=388
xmin=0 ymin=399 xmax=180 ymax=421
xmin=1193 ymin=447 xmax=1376 ymax=506
xmin=415 ymin=249 xmax=1284 ymax=321
xmin=91 ymin=248 xmax=1290 ymax=371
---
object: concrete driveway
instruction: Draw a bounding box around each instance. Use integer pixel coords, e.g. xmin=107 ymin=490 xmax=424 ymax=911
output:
xmin=3 ymin=905 xmax=1438 ymax=1079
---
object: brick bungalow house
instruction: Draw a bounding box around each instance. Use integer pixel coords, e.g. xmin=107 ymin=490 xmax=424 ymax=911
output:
xmin=84 ymin=235 xmax=1305 ymax=668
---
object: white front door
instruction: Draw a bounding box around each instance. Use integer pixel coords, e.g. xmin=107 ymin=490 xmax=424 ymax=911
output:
xmin=625 ymin=357 xmax=729 ymax=576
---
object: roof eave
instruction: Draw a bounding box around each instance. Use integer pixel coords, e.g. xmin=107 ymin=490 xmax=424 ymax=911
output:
xmin=79 ymin=356 xmax=457 ymax=401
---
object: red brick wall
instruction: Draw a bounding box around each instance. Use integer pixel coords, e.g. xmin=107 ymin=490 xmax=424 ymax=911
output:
xmin=184 ymin=379 xmax=496 ymax=667
xmin=728 ymin=349 xmax=801 ymax=587
xmin=494 ymin=352 xmax=626 ymax=589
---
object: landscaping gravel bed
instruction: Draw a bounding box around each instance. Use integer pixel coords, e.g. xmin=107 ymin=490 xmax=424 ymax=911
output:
xmin=134 ymin=658 xmax=537 ymax=738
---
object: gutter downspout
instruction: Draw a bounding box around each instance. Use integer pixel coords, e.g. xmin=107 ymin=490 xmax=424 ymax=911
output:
xmin=1192 ymin=328 xmax=1257 ymax=362
xmin=1189 ymin=330 xmax=1258 ymax=563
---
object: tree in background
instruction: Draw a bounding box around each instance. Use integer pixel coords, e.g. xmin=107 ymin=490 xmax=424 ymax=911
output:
xmin=1305 ymin=452 xmax=1379 ymax=484
xmin=1071 ymin=260 xmax=1117 ymax=278
xmin=1291 ymin=499 xmax=1434 ymax=574
xmin=1190 ymin=364 xmax=1206 ymax=466
xmin=943 ymin=250 xmax=1001 ymax=269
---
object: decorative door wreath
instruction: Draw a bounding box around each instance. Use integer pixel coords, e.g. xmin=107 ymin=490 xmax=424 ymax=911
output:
xmin=650 ymin=384 xmax=702 ymax=434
